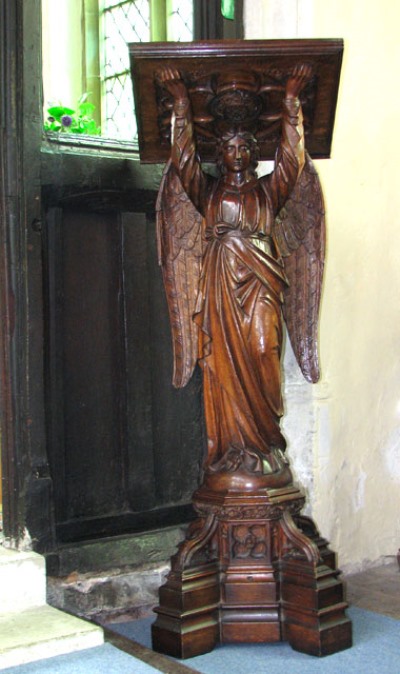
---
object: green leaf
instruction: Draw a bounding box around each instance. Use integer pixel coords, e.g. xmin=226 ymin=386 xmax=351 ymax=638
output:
xmin=221 ymin=0 xmax=235 ymax=20
xmin=44 ymin=119 xmax=62 ymax=132
xmin=44 ymin=93 xmax=100 ymax=136
xmin=47 ymin=105 xmax=75 ymax=119
xmin=78 ymin=102 xmax=96 ymax=116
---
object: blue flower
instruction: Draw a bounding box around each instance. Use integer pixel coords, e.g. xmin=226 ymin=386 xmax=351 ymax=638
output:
xmin=61 ymin=114 xmax=73 ymax=128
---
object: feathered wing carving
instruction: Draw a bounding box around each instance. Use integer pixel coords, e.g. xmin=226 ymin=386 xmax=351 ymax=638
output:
xmin=273 ymin=152 xmax=326 ymax=383
xmin=156 ymin=160 xmax=204 ymax=388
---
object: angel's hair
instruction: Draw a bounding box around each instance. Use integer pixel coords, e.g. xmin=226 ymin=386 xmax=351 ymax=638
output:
xmin=216 ymin=130 xmax=260 ymax=177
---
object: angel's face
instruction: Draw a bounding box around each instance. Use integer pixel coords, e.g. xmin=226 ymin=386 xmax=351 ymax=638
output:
xmin=222 ymin=136 xmax=252 ymax=173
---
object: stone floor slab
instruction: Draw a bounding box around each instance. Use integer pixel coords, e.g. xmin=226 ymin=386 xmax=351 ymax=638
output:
xmin=0 ymin=604 xmax=103 ymax=670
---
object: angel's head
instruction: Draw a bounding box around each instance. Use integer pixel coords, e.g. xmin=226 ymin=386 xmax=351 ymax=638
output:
xmin=217 ymin=130 xmax=259 ymax=178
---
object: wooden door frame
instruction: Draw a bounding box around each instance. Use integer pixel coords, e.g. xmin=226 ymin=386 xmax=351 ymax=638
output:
xmin=0 ymin=0 xmax=55 ymax=549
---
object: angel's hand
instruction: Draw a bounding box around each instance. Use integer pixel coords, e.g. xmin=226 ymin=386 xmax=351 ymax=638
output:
xmin=157 ymin=67 xmax=188 ymax=102
xmin=285 ymin=64 xmax=313 ymax=99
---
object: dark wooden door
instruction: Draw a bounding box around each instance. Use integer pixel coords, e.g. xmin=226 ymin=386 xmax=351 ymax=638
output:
xmin=43 ymin=184 xmax=205 ymax=544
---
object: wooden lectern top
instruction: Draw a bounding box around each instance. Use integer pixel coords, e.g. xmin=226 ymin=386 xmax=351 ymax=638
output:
xmin=129 ymin=39 xmax=343 ymax=163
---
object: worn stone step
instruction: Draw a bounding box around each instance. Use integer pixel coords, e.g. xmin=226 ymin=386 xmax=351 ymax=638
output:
xmin=0 ymin=546 xmax=46 ymax=613
xmin=0 ymin=604 xmax=103 ymax=670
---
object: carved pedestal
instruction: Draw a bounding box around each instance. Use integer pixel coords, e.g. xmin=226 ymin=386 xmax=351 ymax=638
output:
xmin=152 ymin=476 xmax=352 ymax=659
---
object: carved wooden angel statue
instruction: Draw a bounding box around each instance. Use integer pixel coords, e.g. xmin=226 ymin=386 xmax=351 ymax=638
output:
xmin=157 ymin=64 xmax=325 ymax=488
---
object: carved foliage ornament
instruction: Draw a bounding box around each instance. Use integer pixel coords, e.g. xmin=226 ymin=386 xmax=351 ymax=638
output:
xmin=155 ymin=67 xmax=317 ymax=147
xmin=129 ymin=39 xmax=344 ymax=162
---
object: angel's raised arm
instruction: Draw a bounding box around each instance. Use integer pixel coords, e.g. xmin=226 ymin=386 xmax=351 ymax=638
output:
xmin=263 ymin=64 xmax=312 ymax=215
xmin=157 ymin=68 xmax=210 ymax=215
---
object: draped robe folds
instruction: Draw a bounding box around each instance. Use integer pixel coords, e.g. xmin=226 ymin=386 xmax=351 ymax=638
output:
xmin=170 ymin=95 xmax=305 ymax=474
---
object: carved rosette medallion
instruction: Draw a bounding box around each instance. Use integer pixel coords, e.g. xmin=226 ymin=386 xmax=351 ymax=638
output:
xmin=231 ymin=523 xmax=268 ymax=560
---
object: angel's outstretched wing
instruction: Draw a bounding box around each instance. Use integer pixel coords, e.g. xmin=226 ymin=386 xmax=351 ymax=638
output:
xmin=156 ymin=160 xmax=203 ymax=388
xmin=273 ymin=153 xmax=326 ymax=383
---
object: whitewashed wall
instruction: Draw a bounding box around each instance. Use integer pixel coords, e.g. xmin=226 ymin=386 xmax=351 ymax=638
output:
xmin=245 ymin=0 xmax=400 ymax=572
xmin=42 ymin=0 xmax=84 ymax=110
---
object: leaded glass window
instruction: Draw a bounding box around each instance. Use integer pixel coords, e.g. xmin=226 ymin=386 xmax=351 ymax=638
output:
xmin=101 ymin=0 xmax=194 ymax=142
xmin=167 ymin=0 xmax=194 ymax=42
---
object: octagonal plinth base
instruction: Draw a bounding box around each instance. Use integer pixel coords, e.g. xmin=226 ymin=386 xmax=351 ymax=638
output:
xmin=152 ymin=479 xmax=352 ymax=659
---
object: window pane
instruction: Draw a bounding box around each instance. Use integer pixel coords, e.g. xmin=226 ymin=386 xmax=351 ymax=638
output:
xmin=104 ymin=72 xmax=137 ymax=140
xmin=102 ymin=0 xmax=150 ymax=140
xmin=102 ymin=0 xmax=193 ymax=141
xmin=168 ymin=0 xmax=193 ymax=41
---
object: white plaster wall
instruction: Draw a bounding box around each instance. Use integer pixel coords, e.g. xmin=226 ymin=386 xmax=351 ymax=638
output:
xmin=245 ymin=0 xmax=400 ymax=572
xmin=42 ymin=0 xmax=84 ymax=110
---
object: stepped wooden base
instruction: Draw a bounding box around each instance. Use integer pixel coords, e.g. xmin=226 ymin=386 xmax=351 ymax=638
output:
xmin=152 ymin=480 xmax=352 ymax=659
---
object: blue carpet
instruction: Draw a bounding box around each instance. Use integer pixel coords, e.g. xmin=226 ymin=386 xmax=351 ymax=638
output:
xmin=1 ymin=643 xmax=162 ymax=674
xmin=3 ymin=608 xmax=399 ymax=673
xmin=111 ymin=607 xmax=400 ymax=674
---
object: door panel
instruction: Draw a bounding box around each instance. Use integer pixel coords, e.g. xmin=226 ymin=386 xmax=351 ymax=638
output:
xmin=45 ymin=199 xmax=204 ymax=543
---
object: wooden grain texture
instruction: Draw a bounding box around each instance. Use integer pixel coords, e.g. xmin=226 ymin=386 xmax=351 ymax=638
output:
xmin=152 ymin=484 xmax=352 ymax=658
xmin=149 ymin=41 xmax=349 ymax=660
xmin=44 ymin=199 xmax=204 ymax=545
xmin=155 ymin=61 xmax=325 ymax=477
xmin=129 ymin=39 xmax=343 ymax=162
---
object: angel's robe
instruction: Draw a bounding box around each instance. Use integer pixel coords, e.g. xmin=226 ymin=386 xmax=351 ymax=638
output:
xmin=169 ymin=96 xmax=305 ymax=474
